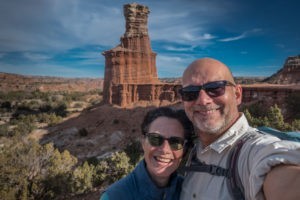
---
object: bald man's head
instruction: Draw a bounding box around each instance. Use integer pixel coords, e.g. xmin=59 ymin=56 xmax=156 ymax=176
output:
xmin=182 ymin=58 xmax=235 ymax=86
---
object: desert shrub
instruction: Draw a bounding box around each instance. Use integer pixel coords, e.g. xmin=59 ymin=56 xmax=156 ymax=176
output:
xmin=79 ymin=128 xmax=89 ymax=137
xmin=24 ymin=100 xmax=41 ymax=111
xmin=39 ymin=103 xmax=53 ymax=113
xmin=1 ymin=101 xmax=12 ymax=110
xmin=53 ymin=103 xmax=68 ymax=117
xmin=93 ymin=152 xmax=134 ymax=186
xmin=0 ymin=138 xmax=78 ymax=199
xmin=0 ymin=124 xmax=9 ymax=137
xmin=244 ymin=104 xmax=298 ymax=131
xmin=9 ymin=120 xmax=36 ymax=137
xmin=70 ymin=162 xmax=94 ymax=194
xmin=89 ymin=98 xmax=102 ymax=105
xmin=241 ymin=101 xmax=267 ymax=118
xmin=291 ymin=119 xmax=300 ymax=131
xmin=86 ymin=156 xmax=99 ymax=166
xmin=73 ymin=102 xmax=84 ymax=108
xmin=64 ymin=92 xmax=85 ymax=102
xmin=37 ymin=113 xmax=62 ymax=126
xmin=124 ymin=140 xmax=143 ymax=165
xmin=40 ymin=148 xmax=78 ymax=198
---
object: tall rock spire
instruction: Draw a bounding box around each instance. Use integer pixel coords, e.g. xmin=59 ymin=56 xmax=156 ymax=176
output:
xmin=123 ymin=3 xmax=149 ymax=37
xmin=102 ymin=3 xmax=159 ymax=105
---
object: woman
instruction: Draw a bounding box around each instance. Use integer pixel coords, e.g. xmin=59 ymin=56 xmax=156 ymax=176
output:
xmin=100 ymin=106 xmax=194 ymax=200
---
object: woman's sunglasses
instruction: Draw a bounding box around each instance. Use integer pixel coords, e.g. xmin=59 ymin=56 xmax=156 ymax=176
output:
xmin=144 ymin=132 xmax=186 ymax=151
xmin=179 ymin=80 xmax=235 ymax=101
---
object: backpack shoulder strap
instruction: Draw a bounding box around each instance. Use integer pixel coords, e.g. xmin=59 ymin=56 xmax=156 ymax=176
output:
xmin=181 ymin=145 xmax=230 ymax=178
xmin=181 ymin=132 xmax=257 ymax=200
xmin=227 ymin=133 xmax=258 ymax=200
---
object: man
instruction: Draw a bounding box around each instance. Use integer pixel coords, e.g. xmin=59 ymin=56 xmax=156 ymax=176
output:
xmin=179 ymin=58 xmax=300 ymax=200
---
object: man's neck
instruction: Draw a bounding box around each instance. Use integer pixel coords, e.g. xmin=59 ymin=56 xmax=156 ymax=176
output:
xmin=198 ymin=112 xmax=242 ymax=147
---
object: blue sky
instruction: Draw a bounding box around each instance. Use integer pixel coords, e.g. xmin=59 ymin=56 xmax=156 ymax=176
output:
xmin=0 ymin=0 xmax=299 ymax=78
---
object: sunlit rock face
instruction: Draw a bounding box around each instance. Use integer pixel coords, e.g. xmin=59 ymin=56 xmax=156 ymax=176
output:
xmin=266 ymin=55 xmax=300 ymax=84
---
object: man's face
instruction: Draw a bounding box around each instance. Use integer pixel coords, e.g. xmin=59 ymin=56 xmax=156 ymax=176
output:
xmin=142 ymin=117 xmax=185 ymax=180
xmin=182 ymin=63 xmax=241 ymax=135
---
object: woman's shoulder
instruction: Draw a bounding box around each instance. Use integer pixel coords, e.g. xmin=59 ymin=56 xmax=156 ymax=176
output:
xmin=99 ymin=192 xmax=109 ymax=200
xmin=101 ymin=176 xmax=135 ymax=199
xmin=100 ymin=162 xmax=143 ymax=200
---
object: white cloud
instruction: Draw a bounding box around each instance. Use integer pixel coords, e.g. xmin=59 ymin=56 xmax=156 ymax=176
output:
xmin=219 ymin=28 xmax=262 ymax=42
xmin=164 ymin=46 xmax=194 ymax=52
xmin=23 ymin=52 xmax=52 ymax=62
xmin=156 ymin=54 xmax=196 ymax=77
xmin=219 ymin=34 xmax=246 ymax=42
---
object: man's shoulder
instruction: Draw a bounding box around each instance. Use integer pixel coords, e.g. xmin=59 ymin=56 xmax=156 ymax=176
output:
xmin=243 ymin=127 xmax=281 ymax=144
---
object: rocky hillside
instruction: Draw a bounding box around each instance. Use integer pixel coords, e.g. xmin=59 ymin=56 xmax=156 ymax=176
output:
xmin=38 ymin=101 xmax=181 ymax=161
xmin=264 ymin=55 xmax=300 ymax=84
xmin=0 ymin=72 xmax=104 ymax=92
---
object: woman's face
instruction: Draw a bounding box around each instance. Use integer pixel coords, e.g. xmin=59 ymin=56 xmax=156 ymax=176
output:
xmin=142 ymin=116 xmax=185 ymax=182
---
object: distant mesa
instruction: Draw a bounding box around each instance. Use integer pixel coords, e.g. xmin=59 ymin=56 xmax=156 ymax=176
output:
xmin=264 ymin=55 xmax=300 ymax=84
xmin=0 ymin=72 xmax=103 ymax=92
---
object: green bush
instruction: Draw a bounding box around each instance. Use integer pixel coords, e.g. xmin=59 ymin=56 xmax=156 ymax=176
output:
xmin=37 ymin=113 xmax=62 ymax=126
xmin=0 ymin=139 xmax=78 ymax=199
xmin=0 ymin=124 xmax=9 ymax=137
xmin=93 ymin=152 xmax=134 ymax=186
xmin=244 ymin=104 xmax=298 ymax=132
xmin=124 ymin=140 xmax=143 ymax=165
xmin=291 ymin=119 xmax=300 ymax=131
xmin=71 ymin=162 xmax=94 ymax=194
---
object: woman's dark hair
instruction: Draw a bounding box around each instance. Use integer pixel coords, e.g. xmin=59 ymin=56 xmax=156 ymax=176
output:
xmin=141 ymin=106 xmax=194 ymax=144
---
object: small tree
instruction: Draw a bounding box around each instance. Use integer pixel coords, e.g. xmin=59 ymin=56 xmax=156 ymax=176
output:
xmin=267 ymin=104 xmax=286 ymax=131
xmin=71 ymin=162 xmax=94 ymax=194
xmin=93 ymin=151 xmax=134 ymax=187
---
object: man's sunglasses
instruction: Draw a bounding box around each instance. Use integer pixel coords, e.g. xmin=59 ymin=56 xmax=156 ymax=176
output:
xmin=179 ymin=80 xmax=236 ymax=101
xmin=144 ymin=132 xmax=186 ymax=150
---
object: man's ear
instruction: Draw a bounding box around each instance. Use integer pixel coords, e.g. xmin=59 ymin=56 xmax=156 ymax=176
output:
xmin=235 ymin=85 xmax=243 ymax=105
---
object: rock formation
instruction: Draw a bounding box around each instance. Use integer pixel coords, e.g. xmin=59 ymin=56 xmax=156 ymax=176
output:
xmin=102 ymin=3 xmax=165 ymax=106
xmin=264 ymin=55 xmax=300 ymax=84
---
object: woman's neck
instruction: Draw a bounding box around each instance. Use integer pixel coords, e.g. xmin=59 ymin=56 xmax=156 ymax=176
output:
xmin=151 ymin=175 xmax=169 ymax=188
xmin=146 ymin=163 xmax=170 ymax=187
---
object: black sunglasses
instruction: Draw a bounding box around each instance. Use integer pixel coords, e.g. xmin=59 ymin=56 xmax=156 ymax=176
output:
xmin=179 ymin=80 xmax=235 ymax=101
xmin=144 ymin=132 xmax=186 ymax=150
